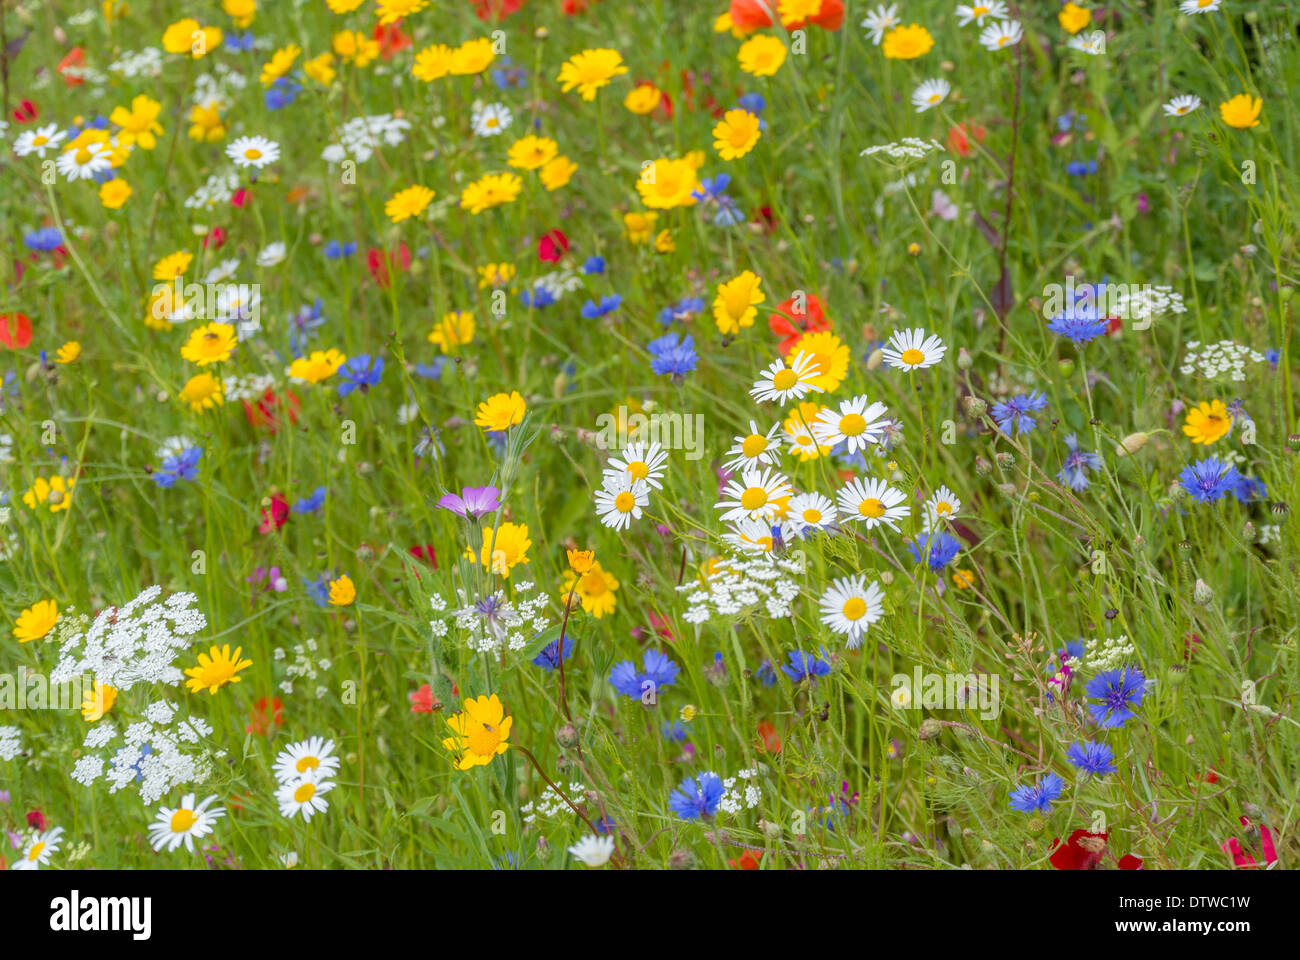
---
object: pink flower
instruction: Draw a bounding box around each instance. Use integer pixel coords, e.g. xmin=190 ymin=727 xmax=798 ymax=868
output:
xmin=1222 ymin=816 xmax=1278 ymax=868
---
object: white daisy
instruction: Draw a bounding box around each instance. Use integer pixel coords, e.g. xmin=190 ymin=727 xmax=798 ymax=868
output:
xmin=923 ymin=485 xmax=963 ymax=529
xmin=256 ymin=242 xmax=286 ymax=267
xmin=1179 ymin=0 xmax=1220 ymax=13
xmin=882 ymin=328 xmax=947 ymax=371
xmin=787 ymin=491 xmax=837 ymax=534
xmin=911 ymin=78 xmax=951 ymax=114
xmin=568 ymin=834 xmax=616 ymax=867
xmin=604 ymin=441 xmax=669 ymax=491
xmin=272 ymin=735 xmax=341 ymax=785
xmin=1068 ymin=34 xmax=1105 ymax=55
xmin=203 ymin=258 xmax=241 ymax=283
xmin=956 ymin=2 xmax=1008 ymax=26
xmin=860 ymin=3 xmax=901 ymax=45
xmin=819 ymin=575 xmax=885 ymax=649
xmin=722 ymin=515 xmax=791 ymax=555
xmin=782 ymin=408 xmax=833 ymax=461
xmin=277 ymin=769 xmax=336 ymax=821
xmin=226 ymin=134 xmax=280 ymax=168
xmin=147 ymin=794 xmax=225 ymax=852
xmin=749 ymin=350 xmax=824 ymax=405
xmin=812 ymin=395 xmax=891 ymax=454
xmin=836 ymin=477 xmax=908 ymax=531
xmin=979 ymin=19 xmax=1024 ymax=50
xmin=715 ymin=467 xmax=793 ymax=524
xmin=55 ymin=140 xmax=112 ymax=181
xmin=13 ymin=123 xmax=66 ymax=158
xmin=594 ymin=472 xmax=649 ymax=531
xmin=471 ymin=102 xmax=513 ymax=137
xmin=724 ymin=420 xmax=783 ymax=471
xmin=1163 ymin=94 xmax=1202 ymax=118
xmin=12 ymin=826 xmax=65 ymax=870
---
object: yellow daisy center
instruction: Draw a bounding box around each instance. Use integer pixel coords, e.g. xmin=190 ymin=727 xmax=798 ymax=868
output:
xmin=802 ymin=508 xmax=822 ymax=523
xmin=842 ymin=597 xmax=867 ymax=620
xmin=740 ymin=487 xmax=769 ymax=511
xmin=772 ymin=368 xmax=799 ymax=391
xmin=741 ymin=434 xmax=768 ymax=458
xmin=840 ymin=413 xmax=867 ymax=436
xmin=859 ymin=498 xmax=885 ymax=518
xmin=170 ymin=809 xmax=197 ymax=833
xmin=627 ymin=460 xmax=650 ymax=480
xmin=901 ymin=348 xmax=925 ymax=365
xmin=615 ymin=491 xmax=636 ymax=512
xmin=28 ymin=842 xmax=45 ymax=861
xmin=245 ymin=147 xmax=262 ymax=159
xmin=296 ymin=755 xmax=319 ymax=773
xmin=935 ymin=501 xmax=953 ymax=516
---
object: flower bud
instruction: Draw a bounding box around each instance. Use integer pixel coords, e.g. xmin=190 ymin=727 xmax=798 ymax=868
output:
xmin=917 ymin=718 xmax=942 ymax=741
xmin=1193 ymin=579 xmax=1214 ymax=606
xmin=1057 ymin=358 xmax=1075 ymax=378
xmin=956 ymin=347 xmax=973 ymax=370
xmin=1166 ymin=663 xmax=1187 ymax=687
xmin=975 ymin=456 xmax=992 ymax=477
xmin=556 ymin=723 xmax=579 ymax=748
xmin=1115 ymin=432 xmax=1148 ymax=456
xmin=963 ymin=395 xmax=987 ymax=419
xmin=866 ymin=347 xmax=885 ymax=371
xmin=995 ymin=451 xmax=1015 ymax=470
xmin=759 ymin=819 xmax=783 ymax=839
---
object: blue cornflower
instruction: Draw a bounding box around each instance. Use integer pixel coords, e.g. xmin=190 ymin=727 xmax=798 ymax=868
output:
xmin=647 ymin=332 xmax=698 ymax=378
xmin=1178 ymin=456 xmax=1241 ymax=503
xmin=531 ymin=634 xmax=574 ymax=671
xmin=657 ymin=296 xmax=705 ymax=326
xmin=668 ymin=772 xmax=725 ymax=820
xmin=693 ymin=173 xmax=731 ymax=200
xmin=755 ymin=659 xmax=777 ymax=688
xmin=1066 ymin=740 xmax=1117 ymax=777
xmin=292 ymin=486 xmax=327 ymax=514
xmin=154 ymin=447 xmax=202 ymax=488
xmin=338 ymin=354 xmax=384 ymax=396
xmin=692 ymin=174 xmax=744 ymax=226
xmin=490 ymin=57 xmax=528 ymax=89
xmin=303 ymin=574 xmax=332 ymax=607
xmin=1085 ymin=667 xmax=1147 ymax=729
xmin=1265 ymin=348 xmax=1280 ymax=369
xmin=609 ymin=649 xmax=680 ymax=700
xmin=1057 ymin=433 xmax=1103 ymax=490
xmin=288 ymin=299 xmax=326 ymax=357
xmin=520 ymin=286 xmax=555 ymax=309
xmin=737 ymin=92 xmax=768 ymax=128
xmin=781 ymin=650 xmax=831 ymax=683
xmin=226 ymin=32 xmax=256 ymax=52
xmin=907 ymin=531 xmax=962 ymax=571
xmin=1066 ymin=159 xmax=1098 ymax=176
xmin=661 ymin=720 xmax=688 ymax=742
xmin=324 ymin=240 xmax=357 ymax=259
xmin=582 ymin=256 xmax=606 ymax=275
xmin=23 ymin=227 xmax=63 ymax=252
xmin=1008 ymin=772 xmax=1065 ymax=814
xmin=264 ymin=76 xmax=300 ymax=110
xmin=1231 ymin=473 xmax=1266 ymax=503
xmin=414 ymin=358 xmax=448 ymax=380
xmin=580 ymin=294 xmax=622 ymax=319
xmin=991 ymin=390 xmax=1049 ymax=435
xmin=1048 ymin=313 xmax=1108 ymax=344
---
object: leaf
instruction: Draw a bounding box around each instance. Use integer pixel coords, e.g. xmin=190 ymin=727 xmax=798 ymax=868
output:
xmin=990 ymin=265 xmax=1014 ymax=319
xmin=972 ymin=210 xmax=1003 ymax=250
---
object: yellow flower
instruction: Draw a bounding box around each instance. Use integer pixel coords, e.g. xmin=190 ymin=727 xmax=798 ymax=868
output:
xmin=477 ymin=262 xmax=516 ymax=289
xmin=449 ymin=37 xmax=495 ymax=75
xmin=1182 ymin=400 xmax=1233 ymax=445
xmin=99 ymin=179 xmax=133 ymax=209
xmin=474 ymin=391 xmax=526 ymax=431
xmin=178 ymin=372 xmax=224 ymax=412
xmin=442 ymin=694 xmax=512 ymax=770
xmin=882 ymin=24 xmax=934 ymax=59
xmin=413 ymin=44 xmax=453 ymax=81
xmin=222 ymin=0 xmax=256 ymax=28
xmin=187 ymin=102 xmax=226 ymax=142
xmin=779 ymin=0 xmax=822 ymax=24
xmin=561 ymin=561 xmax=619 ymax=619
xmin=654 ymin=229 xmax=675 ymax=253
xmin=184 ymin=644 xmax=253 ymax=694
xmin=466 ymin=522 xmax=532 ymax=577
xmin=303 ymin=52 xmax=336 ymax=86
xmin=1219 ymin=94 xmax=1262 ymax=130
xmin=428 ymin=312 xmax=475 ymax=354
xmin=783 ymin=401 xmax=834 ymax=460
xmin=81 ymin=683 xmax=117 ymax=722
xmin=162 ymin=19 xmax=222 ymax=57
xmin=556 ymin=48 xmax=627 ymax=100
xmin=624 ymin=84 xmax=661 ymax=114
xmin=22 ymin=477 xmax=76 ymax=513
xmin=376 ymin=0 xmax=427 ymax=25
xmin=326 ymin=0 xmax=365 ymax=11
xmin=738 ymin=35 xmax=787 ymax=76
xmin=328 ymin=574 xmax=356 ymax=606
xmin=460 ymin=172 xmax=523 ymax=214
xmin=540 ymin=155 xmax=577 ymax=191
xmin=567 ymin=548 xmax=595 ymax=574
xmin=713 ymin=108 xmax=762 ymax=161
xmin=791 ymin=329 xmax=850 ymax=392
xmin=508 ymin=135 xmax=559 ymax=171
xmin=109 ymin=94 xmax=164 ymax=150
xmin=181 ymin=322 xmax=238 ymax=366
xmin=64 ymin=128 xmax=128 ymax=168
xmin=636 ymin=157 xmax=700 ymax=210
xmin=952 ymin=569 xmax=976 ymax=590
xmin=624 ymin=211 xmax=658 ymax=244
xmin=713 ymin=270 xmax=765 ymax=335
xmin=260 ymin=44 xmax=301 ymax=87
xmin=152 ymin=250 xmax=193 ymax=281
xmin=14 ymin=600 xmax=59 ymax=642
xmin=288 ymin=349 xmax=347 ymax=384
xmin=334 ymin=31 xmax=379 ymax=66
xmin=385 ymin=185 xmax=435 ymax=223
xmin=1058 ymin=2 xmax=1091 ymax=33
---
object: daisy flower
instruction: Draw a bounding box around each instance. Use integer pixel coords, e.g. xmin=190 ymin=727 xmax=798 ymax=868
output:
xmin=56 ymin=140 xmax=112 ymax=180
xmin=881 ymin=328 xmax=947 ymax=371
xmin=860 ymin=3 xmax=902 ymax=45
xmin=956 ymin=2 xmax=1008 ymax=25
xmin=722 ymin=516 xmax=790 ymax=555
xmin=812 ymin=395 xmax=891 ymax=453
xmin=13 ymin=123 xmax=66 ymax=157
xmin=782 ymin=402 xmax=834 ymax=461
xmin=836 ymin=477 xmax=908 ymax=531
xmin=1180 ymin=0 xmax=1220 ymax=13
xmin=147 ymin=794 xmax=225 ymax=852
xmin=226 ymin=134 xmax=280 ymax=168
xmin=568 ymin=834 xmax=616 ymax=867
xmin=911 ymin=78 xmax=951 ymax=113
xmin=723 ymin=421 xmax=784 ymax=471
xmin=277 ymin=770 xmax=337 ymax=821
xmin=272 ymin=736 xmax=341 ymax=784
xmin=257 ymin=242 xmax=287 ymax=267
xmin=749 ymin=350 xmax=824 ymax=404
xmin=595 ymin=473 xmax=649 ymax=531
xmin=979 ymin=19 xmax=1023 ymax=50
xmin=471 ymin=102 xmax=513 ymax=137
xmin=12 ymin=826 xmax=65 ymax=870
xmin=923 ymin=485 xmax=962 ymax=528
xmin=1163 ymin=94 xmax=1202 ymax=117
xmin=604 ymin=441 xmax=669 ymax=491
xmin=715 ymin=467 xmax=793 ymax=524
xmin=819 ymin=575 xmax=885 ymax=649
xmin=787 ymin=491 xmax=837 ymax=533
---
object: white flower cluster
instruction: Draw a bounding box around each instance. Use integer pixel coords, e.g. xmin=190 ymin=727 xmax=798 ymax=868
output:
xmin=520 ymin=781 xmax=587 ymax=825
xmin=1083 ymin=635 xmax=1137 ymax=673
xmin=272 ymin=637 xmax=333 ymax=698
xmin=192 ymin=62 xmax=247 ymax=110
xmin=0 ymin=725 xmax=22 ymax=762
xmin=678 ymin=553 xmax=805 ymax=624
xmin=718 ymin=766 xmax=763 ymax=815
xmin=1180 ymin=340 xmax=1267 ymax=381
xmin=321 ymin=113 xmax=412 ymax=164
xmin=223 ymin=372 xmax=276 ymax=403
xmin=1113 ymin=285 xmax=1187 ymax=321
xmin=861 ymin=137 xmax=946 ymax=162
xmin=73 ymin=702 xmax=221 ymax=805
xmin=184 ymin=169 xmax=241 ymax=209
xmin=50 ymin=587 xmax=206 ymax=691
xmin=437 ymin=583 xmax=552 ymax=654
xmin=530 ymin=269 xmax=585 ymax=301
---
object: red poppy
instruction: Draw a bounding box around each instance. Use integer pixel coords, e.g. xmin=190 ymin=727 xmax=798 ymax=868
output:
xmin=728 ymin=849 xmax=763 ymax=870
xmin=730 ymin=0 xmax=774 ymax=30
xmin=259 ymin=493 xmax=290 ymax=534
xmin=408 ymin=543 xmax=438 ymax=568
xmin=13 ymin=99 xmax=38 ymax=123
xmin=57 ymin=49 xmax=86 ymax=87
xmin=769 ymin=294 xmax=832 ymax=354
xmin=243 ymin=388 xmax=301 ymax=434
xmin=752 ymin=205 xmax=777 ymax=235
xmin=0 ymin=312 xmax=33 ymax=350
xmin=538 ymin=229 xmax=569 ymax=263
xmin=947 ymin=122 xmax=987 ymax=158
xmin=231 ymin=187 xmax=250 ymax=208
xmin=756 ymin=721 xmax=783 ymax=755
xmin=409 ymin=683 xmax=440 ymax=714
xmin=26 ymin=809 xmax=47 ymax=830
xmin=1049 ymin=829 xmax=1143 ymax=870
xmin=781 ymin=0 xmax=845 ymax=30
xmin=245 ymin=696 xmax=284 ymax=736
xmin=468 ymin=0 xmax=525 ymax=21
xmin=203 ymin=226 xmax=227 ymax=250
xmin=373 ymin=21 xmax=412 ymax=58
xmin=367 ymin=244 xmax=411 ymax=288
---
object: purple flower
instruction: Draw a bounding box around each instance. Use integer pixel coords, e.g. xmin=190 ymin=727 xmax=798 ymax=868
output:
xmin=437 ymin=485 xmax=501 ymax=519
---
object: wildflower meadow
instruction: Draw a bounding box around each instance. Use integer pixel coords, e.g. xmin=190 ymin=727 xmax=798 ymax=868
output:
xmin=1 ymin=0 xmax=1298 ymax=896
